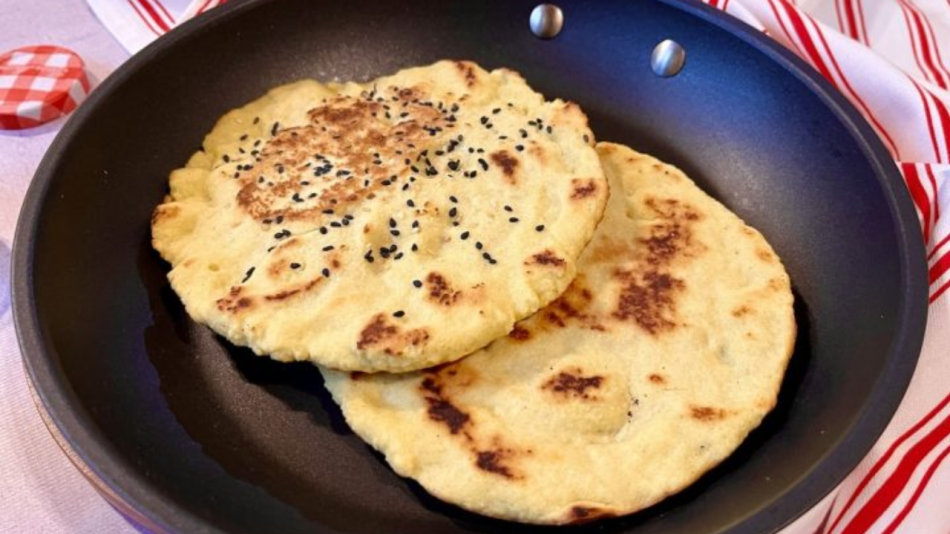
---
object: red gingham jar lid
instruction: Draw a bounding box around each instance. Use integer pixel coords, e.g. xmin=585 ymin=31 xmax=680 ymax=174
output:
xmin=0 ymin=45 xmax=90 ymax=130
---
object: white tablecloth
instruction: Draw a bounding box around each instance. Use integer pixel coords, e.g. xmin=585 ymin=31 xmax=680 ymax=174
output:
xmin=3 ymin=1 xmax=950 ymax=533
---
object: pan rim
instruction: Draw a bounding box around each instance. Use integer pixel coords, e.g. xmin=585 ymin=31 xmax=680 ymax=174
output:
xmin=11 ymin=0 xmax=928 ymax=533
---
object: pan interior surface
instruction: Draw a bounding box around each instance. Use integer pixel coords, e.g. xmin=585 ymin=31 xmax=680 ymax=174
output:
xmin=13 ymin=1 xmax=926 ymax=534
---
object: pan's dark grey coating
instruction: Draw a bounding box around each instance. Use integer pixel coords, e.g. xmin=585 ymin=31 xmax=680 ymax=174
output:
xmin=12 ymin=0 xmax=928 ymax=533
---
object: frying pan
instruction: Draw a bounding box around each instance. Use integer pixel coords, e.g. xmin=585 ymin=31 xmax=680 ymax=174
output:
xmin=12 ymin=0 xmax=928 ymax=533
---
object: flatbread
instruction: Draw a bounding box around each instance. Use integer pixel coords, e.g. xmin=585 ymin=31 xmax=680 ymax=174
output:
xmin=321 ymin=142 xmax=796 ymax=524
xmin=151 ymin=61 xmax=608 ymax=372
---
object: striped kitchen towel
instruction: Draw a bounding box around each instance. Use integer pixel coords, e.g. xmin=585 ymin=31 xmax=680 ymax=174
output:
xmin=85 ymin=0 xmax=229 ymax=54
xmin=84 ymin=0 xmax=950 ymax=532
xmin=702 ymin=2 xmax=950 ymax=531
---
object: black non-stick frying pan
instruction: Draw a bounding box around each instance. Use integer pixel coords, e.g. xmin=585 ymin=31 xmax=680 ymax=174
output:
xmin=12 ymin=1 xmax=928 ymax=533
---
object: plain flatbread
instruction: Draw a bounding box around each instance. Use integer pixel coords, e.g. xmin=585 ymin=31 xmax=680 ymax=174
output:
xmin=321 ymin=142 xmax=796 ymax=524
xmin=151 ymin=61 xmax=608 ymax=372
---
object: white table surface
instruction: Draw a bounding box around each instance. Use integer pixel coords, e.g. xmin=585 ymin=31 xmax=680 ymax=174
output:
xmin=0 ymin=1 xmax=137 ymax=532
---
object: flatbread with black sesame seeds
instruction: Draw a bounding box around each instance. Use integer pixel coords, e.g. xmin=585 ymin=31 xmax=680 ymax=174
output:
xmin=151 ymin=60 xmax=608 ymax=372
xmin=320 ymin=142 xmax=796 ymax=524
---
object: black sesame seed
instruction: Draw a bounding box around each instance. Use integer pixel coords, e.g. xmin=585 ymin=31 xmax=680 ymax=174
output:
xmin=515 ymin=145 xmax=525 ymax=152
xmin=222 ymin=154 xmax=231 ymax=163
xmin=341 ymin=218 xmax=350 ymax=226
xmin=271 ymin=122 xmax=280 ymax=136
xmin=323 ymin=209 xmax=334 ymax=215
xmin=240 ymin=134 xmax=249 ymax=141
xmin=468 ymin=147 xmax=475 ymax=154
xmin=520 ymin=129 xmax=528 ymax=138
xmin=391 ymin=229 xmax=400 ymax=237
xmin=322 ymin=268 xmax=331 ymax=277
xmin=290 ymin=262 xmax=301 ymax=269
xmin=411 ymin=243 xmax=419 ymax=252
xmin=407 ymin=199 xmax=415 ymax=207
xmin=461 ymin=231 xmax=470 ymax=240
xmin=276 ymin=215 xmax=284 ymax=224
xmin=447 ymin=160 xmax=460 ymax=171
xmin=492 ymin=107 xmax=501 ymax=114
xmin=301 ymin=180 xmax=310 ymax=186
xmin=509 ymin=217 xmax=519 ymax=223
xmin=330 ymin=222 xmax=342 ymax=228
xmin=478 ymin=158 xmax=489 ymax=171
xmin=322 ymin=245 xmax=335 ymax=251
xmin=480 ymin=116 xmax=489 ymax=124
xmin=546 ymin=125 xmax=553 ymax=134
xmin=394 ymin=252 xmax=404 ymax=260
xmin=242 ymin=267 xmax=255 ymax=283
xmin=504 ymin=205 xmax=513 ymax=212
xmin=449 ymin=207 xmax=458 ymax=218
xmin=475 ymin=242 xmax=484 ymax=250
xmin=449 ymin=196 xmax=458 ymax=203
xmin=535 ymin=224 xmax=545 ymax=232
xmin=413 ymin=279 xmax=423 ymax=288
xmin=253 ymin=117 xmax=260 ymax=125
xmin=319 ymin=227 xmax=328 ymax=235
xmin=583 ymin=134 xmax=590 ymax=143
xmin=364 ymin=251 xmax=375 ymax=263
xmin=393 ymin=310 xmax=405 ymax=318
xmin=389 ymin=218 xmax=397 ymax=228
xmin=482 ymin=252 xmax=492 ymax=261
xmin=381 ymin=180 xmax=391 ymax=186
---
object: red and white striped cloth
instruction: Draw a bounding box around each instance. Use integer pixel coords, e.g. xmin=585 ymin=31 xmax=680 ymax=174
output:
xmin=86 ymin=0 xmax=950 ymax=532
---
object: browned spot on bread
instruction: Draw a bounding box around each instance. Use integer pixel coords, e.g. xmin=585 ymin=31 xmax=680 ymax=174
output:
xmin=426 ymin=272 xmax=462 ymax=306
xmin=216 ymin=289 xmax=254 ymax=313
xmin=475 ymin=448 xmax=516 ymax=479
xmin=509 ymin=325 xmax=531 ymax=341
xmin=233 ymin=86 xmax=449 ymax=224
xmin=420 ymin=377 xmax=471 ymax=434
xmin=768 ymin=278 xmax=786 ymax=291
xmin=454 ymin=60 xmax=478 ymax=86
xmin=490 ymin=150 xmax=519 ymax=184
xmin=568 ymin=506 xmax=617 ymax=525
xmin=614 ymin=271 xmax=684 ymax=334
xmin=570 ymin=179 xmax=598 ymax=200
xmin=732 ymin=305 xmax=751 ymax=317
xmin=542 ymin=368 xmax=604 ymax=400
xmin=590 ymin=237 xmax=630 ymax=264
xmin=648 ymin=373 xmax=666 ymax=384
xmin=357 ymin=313 xmax=430 ymax=355
xmin=540 ymin=277 xmax=598 ymax=330
xmin=264 ymin=277 xmax=322 ymax=301
xmin=350 ymin=371 xmax=366 ymax=381
xmin=151 ymin=204 xmax=179 ymax=225
xmin=610 ymin=196 xmax=703 ymax=334
xmin=757 ymin=248 xmax=776 ymax=263
xmin=690 ymin=406 xmax=728 ymax=421
xmin=527 ymin=250 xmax=566 ymax=267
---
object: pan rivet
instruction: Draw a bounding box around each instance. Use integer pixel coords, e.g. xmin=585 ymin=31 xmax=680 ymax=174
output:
xmin=651 ymin=39 xmax=686 ymax=77
xmin=530 ymin=4 xmax=564 ymax=39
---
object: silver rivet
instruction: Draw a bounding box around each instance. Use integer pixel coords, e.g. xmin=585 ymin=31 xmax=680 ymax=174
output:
xmin=530 ymin=4 xmax=564 ymax=39
xmin=651 ymin=39 xmax=686 ymax=77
